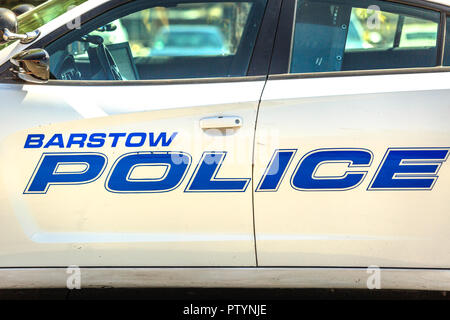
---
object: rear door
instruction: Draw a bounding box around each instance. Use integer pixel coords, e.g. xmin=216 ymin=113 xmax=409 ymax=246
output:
xmin=254 ymin=0 xmax=450 ymax=268
xmin=0 ymin=0 xmax=278 ymax=267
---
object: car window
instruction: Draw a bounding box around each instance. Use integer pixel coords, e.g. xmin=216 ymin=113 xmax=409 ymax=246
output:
xmin=290 ymin=0 xmax=440 ymax=74
xmin=46 ymin=0 xmax=267 ymax=81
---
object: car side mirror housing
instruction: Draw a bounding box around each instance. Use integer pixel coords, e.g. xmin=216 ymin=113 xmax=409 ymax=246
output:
xmin=0 ymin=7 xmax=40 ymax=44
xmin=10 ymin=48 xmax=50 ymax=84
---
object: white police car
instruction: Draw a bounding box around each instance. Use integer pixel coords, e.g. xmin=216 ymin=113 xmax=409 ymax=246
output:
xmin=1 ymin=0 xmax=450 ymax=290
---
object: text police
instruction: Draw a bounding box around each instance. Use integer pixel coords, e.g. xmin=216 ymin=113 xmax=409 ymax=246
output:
xmin=23 ymin=133 xmax=449 ymax=194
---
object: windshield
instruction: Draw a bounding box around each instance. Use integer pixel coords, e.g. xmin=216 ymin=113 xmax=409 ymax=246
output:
xmin=1 ymin=0 xmax=88 ymax=49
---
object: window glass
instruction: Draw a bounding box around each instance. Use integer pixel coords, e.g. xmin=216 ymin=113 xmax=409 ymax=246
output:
xmin=46 ymin=0 xmax=266 ymax=81
xmin=443 ymin=16 xmax=450 ymax=66
xmin=92 ymin=3 xmax=252 ymax=58
xmin=290 ymin=0 xmax=440 ymax=74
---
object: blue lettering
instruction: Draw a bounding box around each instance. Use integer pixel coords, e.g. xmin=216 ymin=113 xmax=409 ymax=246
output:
xmin=369 ymin=148 xmax=449 ymax=190
xmin=109 ymin=133 xmax=126 ymax=148
xmin=87 ymin=133 xmax=106 ymax=148
xmin=125 ymin=133 xmax=146 ymax=148
xmin=185 ymin=151 xmax=250 ymax=192
xmin=24 ymin=134 xmax=44 ymax=148
xmin=44 ymin=134 xmax=64 ymax=148
xmin=291 ymin=149 xmax=372 ymax=191
xmin=25 ymin=153 xmax=107 ymax=194
xmin=67 ymin=134 xmax=88 ymax=148
xmin=149 ymin=132 xmax=178 ymax=147
xmin=256 ymin=149 xmax=297 ymax=192
xmin=106 ymin=152 xmax=191 ymax=193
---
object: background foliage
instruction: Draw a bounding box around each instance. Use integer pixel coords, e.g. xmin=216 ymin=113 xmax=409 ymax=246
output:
xmin=2 ymin=0 xmax=46 ymax=9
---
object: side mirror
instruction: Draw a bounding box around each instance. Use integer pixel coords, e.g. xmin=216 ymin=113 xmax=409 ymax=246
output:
xmin=0 ymin=8 xmax=39 ymax=44
xmin=10 ymin=49 xmax=49 ymax=84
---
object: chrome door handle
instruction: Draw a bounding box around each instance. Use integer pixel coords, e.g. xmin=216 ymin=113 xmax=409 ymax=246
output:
xmin=200 ymin=116 xmax=243 ymax=130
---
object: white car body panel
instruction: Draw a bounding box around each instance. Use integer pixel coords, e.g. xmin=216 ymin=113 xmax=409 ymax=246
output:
xmin=0 ymin=80 xmax=264 ymax=266
xmin=255 ymin=71 xmax=450 ymax=267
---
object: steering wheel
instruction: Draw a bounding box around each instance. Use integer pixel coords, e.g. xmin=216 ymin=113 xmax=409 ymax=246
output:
xmin=83 ymin=35 xmax=123 ymax=81
xmin=52 ymin=53 xmax=82 ymax=80
xmin=95 ymin=43 xmax=123 ymax=81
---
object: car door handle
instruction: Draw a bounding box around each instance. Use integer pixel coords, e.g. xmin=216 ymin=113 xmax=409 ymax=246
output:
xmin=200 ymin=116 xmax=243 ymax=129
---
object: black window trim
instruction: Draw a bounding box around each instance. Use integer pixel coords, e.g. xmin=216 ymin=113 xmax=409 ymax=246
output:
xmin=269 ymin=0 xmax=450 ymax=79
xmin=437 ymin=9 xmax=447 ymax=65
xmin=0 ymin=0 xmax=281 ymax=84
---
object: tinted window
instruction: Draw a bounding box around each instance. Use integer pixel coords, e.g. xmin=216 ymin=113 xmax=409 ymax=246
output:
xmin=290 ymin=0 xmax=440 ymax=74
xmin=46 ymin=0 xmax=267 ymax=81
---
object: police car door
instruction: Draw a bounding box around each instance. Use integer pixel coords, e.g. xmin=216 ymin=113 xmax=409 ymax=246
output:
xmin=0 ymin=0 xmax=276 ymax=267
xmin=254 ymin=0 xmax=450 ymax=268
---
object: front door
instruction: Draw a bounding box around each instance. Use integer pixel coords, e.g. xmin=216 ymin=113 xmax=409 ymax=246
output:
xmin=0 ymin=0 xmax=269 ymax=267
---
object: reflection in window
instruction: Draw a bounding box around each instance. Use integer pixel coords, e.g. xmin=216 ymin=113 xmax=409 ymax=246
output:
xmin=290 ymin=0 xmax=440 ymax=74
xmin=93 ymin=3 xmax=252 ymax=58
xmin=47 ymin=1 xmax=265 ymax=81
xmin=345 ymin=8 xmax=399 ymax=51
xmin=345 ymin=9 xmax=438 ymax=51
